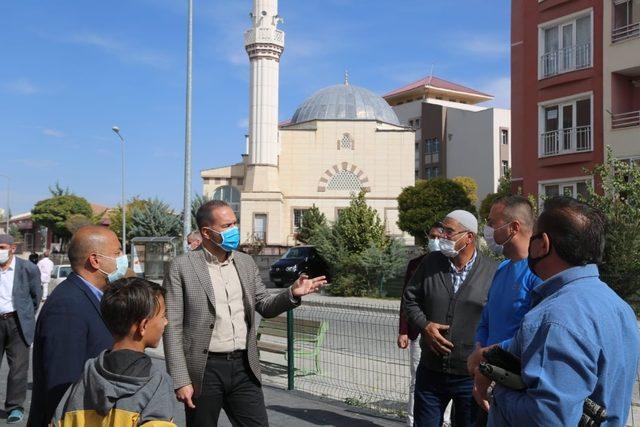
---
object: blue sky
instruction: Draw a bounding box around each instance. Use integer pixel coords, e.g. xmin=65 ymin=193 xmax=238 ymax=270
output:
xmin=1 ymin=0 xmax=510 ymax=215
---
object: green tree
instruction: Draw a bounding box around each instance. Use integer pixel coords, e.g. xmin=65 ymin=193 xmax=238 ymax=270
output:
xmin=333 ymin=191 xmax=388 ymax=253
xmin=190 ymin=193 xmax=211 ymax=230
xmin=109 ymin=197 xmax=150 ymax=241
xmin=129 ymin=198 xmax=181 ymax=238
xmin=48 ymin=181 xmax=71 ymax=197
xmin=297 ymin=205 xmax=327 ymax=244
xmin=452 ymin=176 xmax=479 ymax=205
xmin=585 ymin=147 xmax=640 ymax=303
xmin=32 ymin=195 xmax=93 ymax=238
xmin=397 ymin=178 xmax=475 ymax=245
xmin=65 ymin=214 xmax=94 ymax=234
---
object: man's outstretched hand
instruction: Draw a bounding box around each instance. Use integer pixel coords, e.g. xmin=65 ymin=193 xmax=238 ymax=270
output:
xmin=291 ymin=274 xmax=328 ymax=297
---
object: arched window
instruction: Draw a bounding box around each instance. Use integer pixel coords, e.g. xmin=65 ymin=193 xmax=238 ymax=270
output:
xmin=212 ymin=185 xmax=241 ymax=219
xmin=338 ymin=133 xmax=354 ymax=150
xmin=326 ymin=170 xmax=362 ymax=191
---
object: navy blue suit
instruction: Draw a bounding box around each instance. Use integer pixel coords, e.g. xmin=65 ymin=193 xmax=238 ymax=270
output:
xmin=27 ymin=272 xmax=113 ymax=426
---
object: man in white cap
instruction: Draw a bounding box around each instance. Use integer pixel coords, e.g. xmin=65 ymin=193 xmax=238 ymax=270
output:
xmin=403 ymin=210 xmax=499 ymax=427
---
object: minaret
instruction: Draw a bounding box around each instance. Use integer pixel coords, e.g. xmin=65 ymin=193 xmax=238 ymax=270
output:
xmin=245 ymin=0 xmax=284 ymax=170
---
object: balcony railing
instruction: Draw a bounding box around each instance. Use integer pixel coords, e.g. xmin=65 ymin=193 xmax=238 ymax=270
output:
xmin=612 ymin=23 xmax=640 ymax=43
xmin=612 ymin=111 xmax=640 ymax=129
xmin=540 ymin=43 xmax=591 ymax=78
xmin=540 ymin=125 xmax=592 ymax=157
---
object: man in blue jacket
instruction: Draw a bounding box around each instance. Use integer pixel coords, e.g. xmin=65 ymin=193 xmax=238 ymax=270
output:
xmin=488 ymin=196 xmax=640 ymax=426
xmin=27 ymin=226 xmax=128 ymax=426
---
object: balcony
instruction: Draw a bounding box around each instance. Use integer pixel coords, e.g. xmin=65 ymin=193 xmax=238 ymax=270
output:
xmin=540 ymin=125 xmax=592 ymax=157
xmin=612 ymin=111 xmax=640 ymax=129
xmin=612 ymin=22 xmax=640 ymax=43
xmin=540 ymin=43 xmax=591 ymax=78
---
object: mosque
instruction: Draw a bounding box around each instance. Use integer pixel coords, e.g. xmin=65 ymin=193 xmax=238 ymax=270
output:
xmin=201 ymin=0 xmax=414 ymax=249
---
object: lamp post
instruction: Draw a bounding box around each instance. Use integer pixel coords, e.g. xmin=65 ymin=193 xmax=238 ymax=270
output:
xmin=111 ymin=126 xmax=126 ymax=255
xmin=0 ymin=174 xmax=9 ymax=233
xmin=182 ymin=0 xmax=194 ymax=252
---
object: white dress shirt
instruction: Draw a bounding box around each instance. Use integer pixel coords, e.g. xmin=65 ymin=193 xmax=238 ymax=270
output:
xmin=0 ymin=256 xmax=16 ymax=314
xmin=37 ymin=257 xmax=54 ymax=284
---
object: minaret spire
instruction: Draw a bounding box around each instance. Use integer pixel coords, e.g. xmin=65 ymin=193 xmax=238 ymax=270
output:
xmin=244 ymin=0 xmax=285 ymax=167
xmin=344 ymin=69 xmax=349 ymax=86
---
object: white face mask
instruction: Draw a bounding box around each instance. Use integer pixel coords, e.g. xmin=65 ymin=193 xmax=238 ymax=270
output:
xmin=0 ymin=249 xmax=9 ymax=264
xmin=427 ymin=238 xmax=441 ymax=253
xmin=440 ymin=233 xmax=468 ymax=258
xmin=484 ymin=223 xmax=514 ymax=255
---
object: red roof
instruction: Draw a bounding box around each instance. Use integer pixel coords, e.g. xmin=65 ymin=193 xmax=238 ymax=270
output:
xmin=383 ymin=75 xmax=492 ymax=99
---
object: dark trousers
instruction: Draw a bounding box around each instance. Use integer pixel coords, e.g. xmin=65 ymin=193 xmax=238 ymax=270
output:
xmin=186 ymin=352 xmax=268 ymax=427
xmin=0 ymin=316 xmax=29 ymax=412
xmin=414 ymin=365 xmax=478 ymax=427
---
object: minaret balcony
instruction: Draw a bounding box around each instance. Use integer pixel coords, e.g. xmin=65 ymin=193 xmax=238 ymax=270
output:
xmin=244 ymin=28 xmax=285 ymax=48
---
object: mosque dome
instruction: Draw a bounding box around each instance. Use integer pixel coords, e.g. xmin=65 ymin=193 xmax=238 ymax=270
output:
xmin=290 ymin=83 xmax=400 ymax=126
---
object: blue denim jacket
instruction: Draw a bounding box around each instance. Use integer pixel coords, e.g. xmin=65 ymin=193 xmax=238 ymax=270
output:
xmin=488 ymin=264 xmax=639 ymax=427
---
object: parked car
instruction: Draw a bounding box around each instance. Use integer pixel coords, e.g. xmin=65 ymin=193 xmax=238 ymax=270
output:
xmin=50 ymin=264 xmax=72 ymax=293
xmin=269 ymin=246 xmax=330 ymax=287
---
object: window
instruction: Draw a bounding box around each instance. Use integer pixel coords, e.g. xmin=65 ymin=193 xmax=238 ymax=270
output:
xmin=212 ymin=185 xmax=241 ymax=219
xmin=236 ymin=178 xmax=244 ymax=186
xmin=415 ymin=118 xmax=420 ymax=128
xmin=415 ymin=144 xmax=420 ymax=170
xmin=408 ymin=119 xmax=414 ymax=128
xmin=502 ymin=160 xmax=509 ymax=176
xmin=339 ymin=133 xmax=354 ymax=150
xmin=253 ymin=214 xmax=267 ymax=242
xmin=424 ymin=138 xmax=440 ymax=155
xmin=500 ymin=129 xmax=509 ymax=145
xmin=540 ymin=96 xmax=592 ymax=156
xmin=613 ymin=0 xmax=640 ymax=43
xmin=425 ymin=166 xmax=440 ymax=179
xmin=327 ymin=170 xmax=362 ymax=191
xmin=293 ymin=208 xmax=309 ymax=232
xmin=540 ymin=13 xmax=592 ymax=78
xmin=540 ymin=179 xmax=590 ymax=200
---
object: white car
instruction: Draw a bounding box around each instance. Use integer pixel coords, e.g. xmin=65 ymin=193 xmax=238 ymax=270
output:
xmin=50 ymin=264 xmax=72 ymax=293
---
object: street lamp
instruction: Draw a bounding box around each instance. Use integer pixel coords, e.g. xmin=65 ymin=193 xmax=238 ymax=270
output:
xmin=182 ymin=0 xmax=194 ymax=252
xmin=111 ymin=126 xmax=126 ymax=255
xmin=0 ymin=174 xmax=9 ymax=234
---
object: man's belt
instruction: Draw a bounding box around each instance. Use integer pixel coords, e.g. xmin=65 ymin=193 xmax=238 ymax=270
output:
xmin=0 ymin=311 xmax=16 ymax=320
xmin=208 ymin=350 xmax=246 ymax=360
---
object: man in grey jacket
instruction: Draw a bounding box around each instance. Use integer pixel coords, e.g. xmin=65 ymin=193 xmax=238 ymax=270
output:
xmin=163 ymin=200 xmax=326 ymax=427
xmin=403 ymin=211 xmax=498 ymax=427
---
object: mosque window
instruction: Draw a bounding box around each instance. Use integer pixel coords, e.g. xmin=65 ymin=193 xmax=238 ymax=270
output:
xmin=339 ymin=133 xmax=354 ymax=150
xmin=326 ymin=170 xmax=362 ymax=191
xmin=212 ymin=185 xmax=241 ymax=219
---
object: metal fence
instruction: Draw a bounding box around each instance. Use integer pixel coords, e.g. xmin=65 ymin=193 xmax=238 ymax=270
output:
xmin=259 ymin=299 xmax=410 ymax=418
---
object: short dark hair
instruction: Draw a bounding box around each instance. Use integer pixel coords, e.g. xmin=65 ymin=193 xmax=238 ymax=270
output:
xmin=494 ymin=195 xmax=535 ymax=230
xmin=196 ymin=200 xmax=230 ymax=229
xmin=537 ymin=196 xmax=605 ymax=266
xmin=100 ymin=277 xmax=166 ymax=339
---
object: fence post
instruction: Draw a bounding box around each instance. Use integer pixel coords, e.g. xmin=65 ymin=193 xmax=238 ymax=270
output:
xmin=286 ymin=308 xmax=295 ymax=390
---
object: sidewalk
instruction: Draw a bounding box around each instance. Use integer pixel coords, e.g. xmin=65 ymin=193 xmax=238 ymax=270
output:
xmin=0 ymin=354 xmax=404 ymax=427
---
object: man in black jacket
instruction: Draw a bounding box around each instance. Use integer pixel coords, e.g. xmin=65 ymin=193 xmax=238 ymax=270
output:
xmin=403 ymin=210 xmax=498 ymax=427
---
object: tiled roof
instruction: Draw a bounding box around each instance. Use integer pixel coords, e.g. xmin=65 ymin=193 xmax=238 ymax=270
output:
xmin=383 ymin=75 xmax=493 ymax=99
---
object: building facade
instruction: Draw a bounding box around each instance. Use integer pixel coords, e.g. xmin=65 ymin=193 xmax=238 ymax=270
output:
xmin=511 ymin=0 xmax=606 ymax=199
xmin=384 ymin=76 xmax=511 ymax=205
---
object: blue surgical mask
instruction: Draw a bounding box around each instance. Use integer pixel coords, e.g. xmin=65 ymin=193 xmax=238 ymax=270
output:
xmin=97 ymin=254 xmax=129 ymax=283
xmin=206 ymin=226 xmax=240 ymax=252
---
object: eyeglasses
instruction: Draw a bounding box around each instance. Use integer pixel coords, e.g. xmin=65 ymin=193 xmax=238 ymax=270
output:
xmin=436 ymin=222 xmax=469 ymax=238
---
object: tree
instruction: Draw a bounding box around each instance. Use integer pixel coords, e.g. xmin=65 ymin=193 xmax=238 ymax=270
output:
xmin=108 ymin=197 xmax=150 ymax=241
xmin=452 ymin=176 xmax=479 ymax=205
xmin=296 ymin=205 xmax=327 ymax=244
xmin=479 ymin=170 xmax=513 ymax=221
xmin=585 ymin=147 xmax=640 ymax=303
xmin=397 ymin=178 xmax=475 ymax=245
xmin=32 ymin=195 xmax=93 ymax=239
xmin=129 ymin=198 xmax=181 ymax=238
xmin=190 ymin=193 xmax=211 ymax=230
xmin=65 ymin=214 xmax=94 ymax=234
xmin=334 ymin=191 xmax=388 ymax=253
xmin=48 ymin=181 xmax=71 ymax=197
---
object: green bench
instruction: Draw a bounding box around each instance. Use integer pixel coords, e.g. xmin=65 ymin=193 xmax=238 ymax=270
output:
xmin=257 ymin=316 xmax=328 ymax=375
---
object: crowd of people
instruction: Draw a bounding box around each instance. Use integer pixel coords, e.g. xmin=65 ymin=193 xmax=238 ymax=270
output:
xmin=0 ymin=195 xmax=637 ymax=426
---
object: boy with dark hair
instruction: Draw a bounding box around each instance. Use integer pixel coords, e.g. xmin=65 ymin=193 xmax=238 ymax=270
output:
xmin=51 ymin=277 xmax=176 ymax=426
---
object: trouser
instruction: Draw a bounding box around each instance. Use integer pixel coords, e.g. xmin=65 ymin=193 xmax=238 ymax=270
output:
xmin=0 ymin=315 xmax=29 ymax=412
xmin=186 ymin=351 xmax=268 ymax=427
xmin=41 ymin=282 xmax=49 ymax=300
xmin=414 ymin=365 xmax=477 ymax=427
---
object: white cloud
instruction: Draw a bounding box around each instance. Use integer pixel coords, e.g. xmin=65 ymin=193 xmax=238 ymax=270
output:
xmin=479 ymin=77 xmax=511 ymax=109
xmin=450 ymin=34 xmax=509 ymax=58
xmin=42 ymin=128 xmax=65 ymax=138
xmin=2 ymin=78 xmax=39 ymax=95
xmin=66 ymin=32 xmax=171 ymax=68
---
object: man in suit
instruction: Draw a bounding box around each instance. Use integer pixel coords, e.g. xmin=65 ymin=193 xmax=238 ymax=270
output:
xmin=28 ymin=226 xmax=128 ymax=426
xmin=0 ymin=234 xmax=41 ymax=423
xmin=403 ymin=211 xmax=499 ymax=427
xmin=164 ymin=200 xmax=327 ymax=426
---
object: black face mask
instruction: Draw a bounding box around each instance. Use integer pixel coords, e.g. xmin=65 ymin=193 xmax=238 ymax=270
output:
xmin=527 ymin=232 xmax=551 ymax=276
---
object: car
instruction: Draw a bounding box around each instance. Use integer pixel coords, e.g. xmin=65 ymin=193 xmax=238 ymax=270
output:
xmin=269 ymin=246 xmax=330 ymax=288
xmin=50 ymin=264 xmax=72 ymax=294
